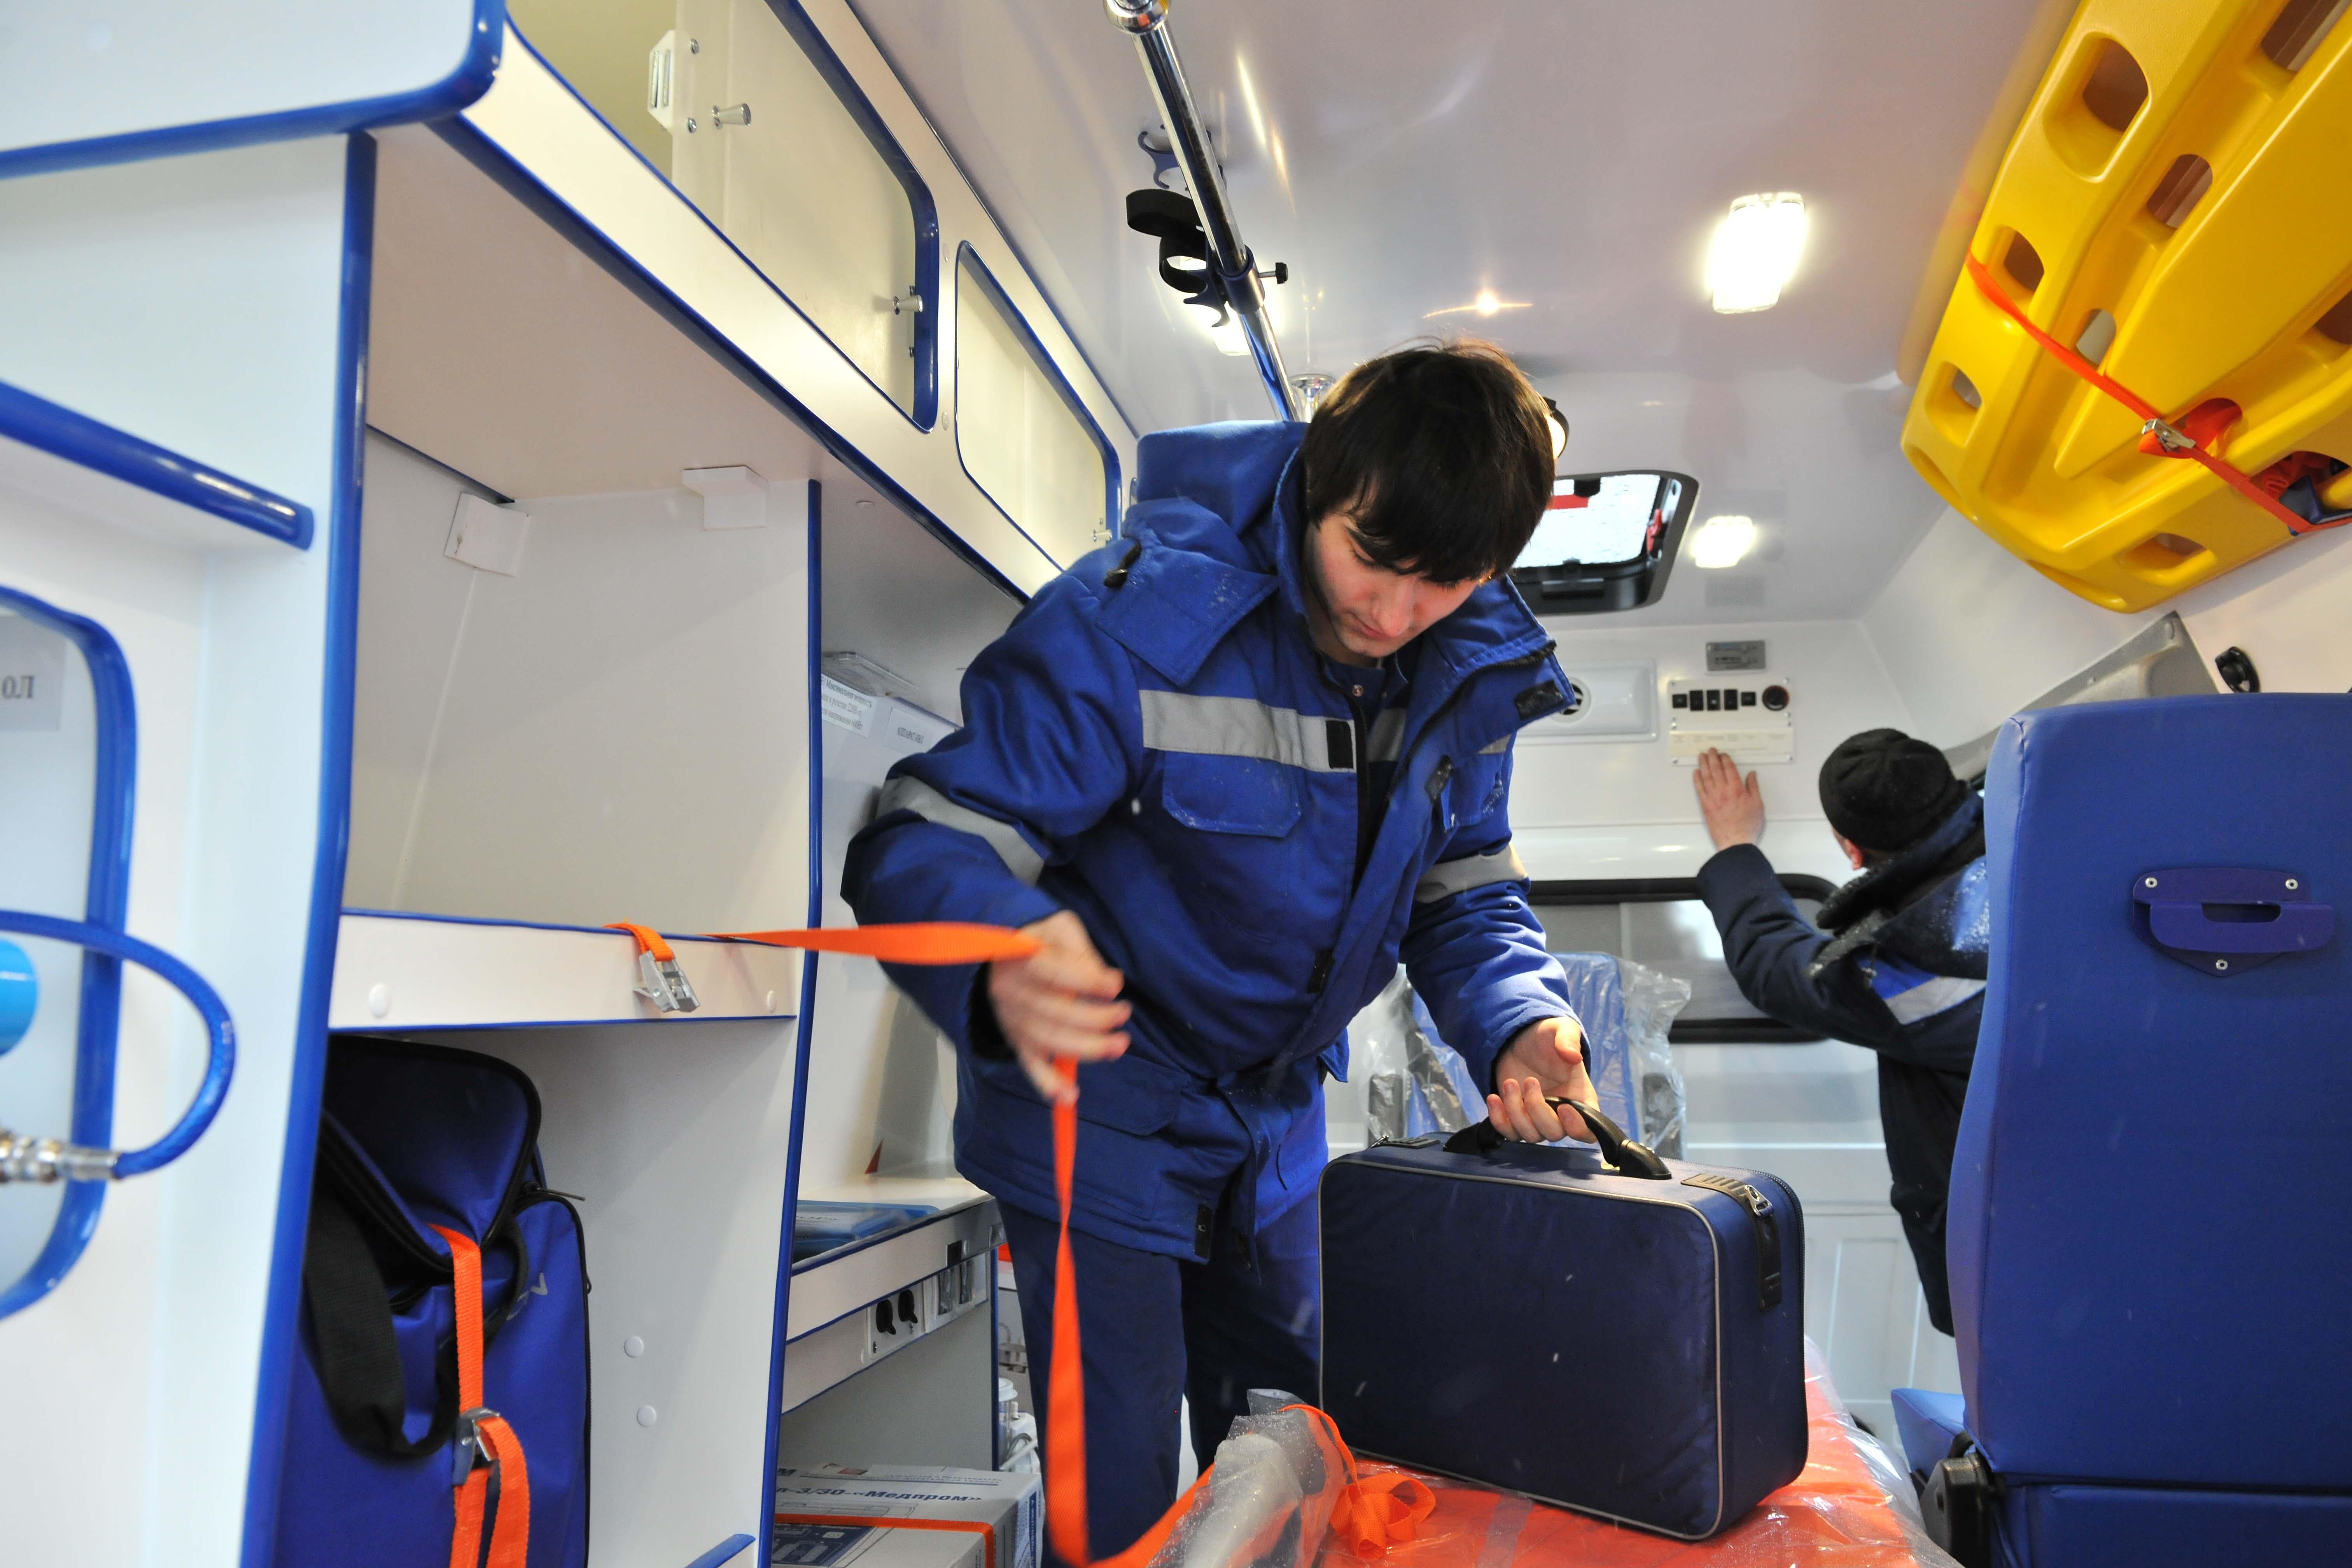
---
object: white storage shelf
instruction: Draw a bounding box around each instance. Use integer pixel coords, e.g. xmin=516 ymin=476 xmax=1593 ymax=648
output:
xmin=329 ymin=911 xmax=802 ymax=1031
xmin=782 ymin=1188 xmax=995 ymax=1414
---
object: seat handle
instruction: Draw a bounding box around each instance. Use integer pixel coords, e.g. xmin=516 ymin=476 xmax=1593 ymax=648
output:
xmin=2131 ymin=868 xmax=2334 ymax=975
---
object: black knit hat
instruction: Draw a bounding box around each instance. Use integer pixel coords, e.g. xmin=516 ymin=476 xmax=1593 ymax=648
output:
xmin=1817 ymin=729 xmax=1967 ymax=854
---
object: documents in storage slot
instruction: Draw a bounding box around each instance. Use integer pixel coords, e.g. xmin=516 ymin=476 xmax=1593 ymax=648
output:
xmin=774 ymin=1465 xmax=1041 ymax=1568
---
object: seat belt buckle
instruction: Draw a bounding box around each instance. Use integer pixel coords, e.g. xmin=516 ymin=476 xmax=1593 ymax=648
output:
xmin=635 ymin=949 xmax=700 ymax=1014
xmin=2141 ymin=417 xmax=2195 ymax=454
xmin=451 ymin=1405 xmax=500 ymax=1485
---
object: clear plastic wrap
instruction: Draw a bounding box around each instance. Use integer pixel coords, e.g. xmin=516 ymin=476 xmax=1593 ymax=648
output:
xmin=1354 ymin=957 xmax=1688 ymax=1148
xmin=1615 ymin=954 xmax=1692 ymax=1159
xmin=1134 ymin=1403 xmax=1354 ymax=1568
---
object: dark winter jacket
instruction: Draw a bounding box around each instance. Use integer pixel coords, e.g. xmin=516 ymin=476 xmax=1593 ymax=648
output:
xmin=1692 ymin=793 xmax=1989 ymax=1075
xmin=843 ymin=421 xmax=1578 ymax=1259
xmin=1693 ymin=793 xmax=1988 ymax=1332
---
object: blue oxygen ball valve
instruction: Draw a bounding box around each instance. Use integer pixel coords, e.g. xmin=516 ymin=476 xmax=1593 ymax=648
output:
xmin=0 ymin=939 xmax=34 ymax=1054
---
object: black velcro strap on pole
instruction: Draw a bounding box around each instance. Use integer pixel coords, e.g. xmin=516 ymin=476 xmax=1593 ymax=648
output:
xmin=302 ymin=1185 xmax=450 ymax=1460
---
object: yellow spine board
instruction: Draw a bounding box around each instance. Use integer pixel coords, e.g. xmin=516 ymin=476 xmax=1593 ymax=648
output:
xmin=1902 ymin=0 xmax=2352 ymax=612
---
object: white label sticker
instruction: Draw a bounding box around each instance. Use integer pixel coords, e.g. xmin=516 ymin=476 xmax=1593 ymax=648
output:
xmin=820 ymin=676 xmax=880 ymax=736
xmin=0 ymin=615 xmax=68 ymax=732
xmin=877 ymin=701 xmax=953 ymax=755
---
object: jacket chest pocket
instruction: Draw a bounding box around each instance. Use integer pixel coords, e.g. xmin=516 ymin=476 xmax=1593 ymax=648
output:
xmin=1160 ymin=752 xmax=1303 ymax=837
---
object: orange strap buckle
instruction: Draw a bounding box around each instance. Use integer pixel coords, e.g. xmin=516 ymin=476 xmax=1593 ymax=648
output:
xmin=432 ymin=1227 xmax=531 ymax=1568
xmin=605 ymin=922 xmax=700 ymax=1013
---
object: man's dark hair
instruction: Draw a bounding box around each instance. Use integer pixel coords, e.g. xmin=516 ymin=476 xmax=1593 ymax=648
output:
xmin=1819 ymin=729 xmax=1969 ymax=855
xmin=1299 ymin=340 xmax=1554 ymax=586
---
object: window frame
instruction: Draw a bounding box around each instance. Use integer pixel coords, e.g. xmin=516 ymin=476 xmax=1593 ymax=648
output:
xmin=1510 ymin=469 xmax=1699 ymax=615
xmin=950 ymin=241 xmax=1121 ymax=565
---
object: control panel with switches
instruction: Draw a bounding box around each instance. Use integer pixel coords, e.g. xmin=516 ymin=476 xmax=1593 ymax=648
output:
xmin=1666 ymin=675 xmax=1795 ymax=764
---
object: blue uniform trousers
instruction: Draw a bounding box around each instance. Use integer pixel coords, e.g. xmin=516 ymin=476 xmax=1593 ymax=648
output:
xmin=1000 ymin=1194 xmax=1321 ymax=1563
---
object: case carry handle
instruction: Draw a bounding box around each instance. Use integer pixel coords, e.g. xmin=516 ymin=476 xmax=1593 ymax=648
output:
xmin=1443 ymin=1098 xmax=1672 ymax=1180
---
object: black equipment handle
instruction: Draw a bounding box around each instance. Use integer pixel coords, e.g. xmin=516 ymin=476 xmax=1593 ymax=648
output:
xmin=1443 ymin=1098 xmax=1673 ymax=1180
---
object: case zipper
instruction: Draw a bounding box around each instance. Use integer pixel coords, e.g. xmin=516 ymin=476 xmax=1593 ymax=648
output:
xmin=1682 ymin=1172 xmax=1783 ymax=1309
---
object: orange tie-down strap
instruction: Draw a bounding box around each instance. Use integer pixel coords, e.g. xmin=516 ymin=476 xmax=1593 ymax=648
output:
xmin=605 ymin=921 xmax=1045 ymax=968
xmin=431 ymin=1227 xmax=530 ymax=1568
xmin=1963 ymin=254 xmax=2348 ymax=537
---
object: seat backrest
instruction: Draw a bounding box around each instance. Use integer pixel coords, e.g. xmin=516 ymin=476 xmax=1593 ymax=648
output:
xmin=1952 ymin=696 xmax=2352 ymax=1490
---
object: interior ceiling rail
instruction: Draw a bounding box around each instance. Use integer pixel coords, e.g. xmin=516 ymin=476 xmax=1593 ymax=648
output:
xmin=1105 ymin=0 xmax=1302 ymax=422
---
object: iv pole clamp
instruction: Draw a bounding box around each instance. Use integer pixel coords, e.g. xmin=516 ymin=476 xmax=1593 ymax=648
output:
xmin=1104 ymin=0 xmax=1303 ymax=423
xmin=0 ymin=910 xmax=237 ymax=1185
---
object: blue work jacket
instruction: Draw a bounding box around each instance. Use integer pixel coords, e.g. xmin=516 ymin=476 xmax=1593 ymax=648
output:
xmin=842 ymin=420 xmax=1578 ymax=1258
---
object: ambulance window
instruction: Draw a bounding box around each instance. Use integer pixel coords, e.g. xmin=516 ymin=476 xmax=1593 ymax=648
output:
xmin=508 ymin=0 xmax=937 ymax=423
xmin=954 ymin=247 xmax=1116 ymax=564
xmin=1509 ymin=470 xmax=1698 ymax=615
xmin=1530 ymin=878 xmax=1836 ymax=1043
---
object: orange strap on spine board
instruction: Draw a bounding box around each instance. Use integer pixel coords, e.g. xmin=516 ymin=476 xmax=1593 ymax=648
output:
xmin=1961 ymin=255 xmax=2338 ymax=537
xmin=432 ymin=1227 xmax=531 ymax=1568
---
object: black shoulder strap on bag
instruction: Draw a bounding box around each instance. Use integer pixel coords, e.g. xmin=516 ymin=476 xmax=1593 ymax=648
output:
xmin=300 ymin=1185 xmax=454 ymax=1460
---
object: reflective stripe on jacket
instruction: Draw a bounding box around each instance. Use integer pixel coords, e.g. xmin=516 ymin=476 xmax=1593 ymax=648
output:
xmin=842 ymin=420 xmax=1578 ymax=1257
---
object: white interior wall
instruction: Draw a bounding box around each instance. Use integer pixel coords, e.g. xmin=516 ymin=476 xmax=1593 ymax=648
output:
xmin=1860 ymin=505 xmax=2352 ymax=747
xmin=800 ymin=485 xmax=1018 ymax=1198
xmin=1516 ymin=617 xmax=1914 ymax=886
xmin=349 ymin=439 xmax=813 ymax=931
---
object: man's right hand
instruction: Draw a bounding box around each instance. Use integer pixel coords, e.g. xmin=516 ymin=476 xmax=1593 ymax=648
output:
xmin=987 ymin=910 xmax=1131 ymax=1103
xmin=1694 ymin=747 xmax=1766 ymax=851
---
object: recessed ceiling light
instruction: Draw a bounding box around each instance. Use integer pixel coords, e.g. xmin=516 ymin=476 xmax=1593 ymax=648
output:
xmin=1690 ymin=514 xmax=1756 ymax=568
xmin=1706 ymin=193 xmax=1807 ymax=313
xmin=1424 ymin=291 xmax=1530 ymax=319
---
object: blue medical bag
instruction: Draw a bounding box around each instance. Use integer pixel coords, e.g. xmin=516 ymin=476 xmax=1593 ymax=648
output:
xmin=1319 ymin=1108 xmax=1805 ymax=1538
xmin=274 ymin=1036 xmax=590 ymax=1567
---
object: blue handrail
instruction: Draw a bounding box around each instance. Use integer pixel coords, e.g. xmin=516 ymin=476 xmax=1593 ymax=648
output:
xmin=0 ymin=912 xmax=234 ymax=1181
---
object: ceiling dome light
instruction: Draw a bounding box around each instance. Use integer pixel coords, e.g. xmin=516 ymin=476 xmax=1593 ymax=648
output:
xmin=1475 ymin=288 xmax=1500 ymax=316
xmin=1689 ymin=514 xmax=1756 ymax=568
xmin=1706 ymin=193 xmax=1807 ymax=313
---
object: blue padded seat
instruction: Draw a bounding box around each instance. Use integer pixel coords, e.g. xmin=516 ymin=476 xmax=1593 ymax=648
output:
xmin=1948 ymin=696 xmax=2352 ymax=1566
xmin=1891 ymin=1386 xmax=1966 ymax=1478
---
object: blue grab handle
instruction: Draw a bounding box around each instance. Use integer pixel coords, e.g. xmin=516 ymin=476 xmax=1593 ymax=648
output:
xmin=2147 ymin=900 xmax=2334 ymax=954
xmin=0 ymin=910 xmax=235 ymax=1177
xmin=2131 ymin=868 xmax=2335 ymax=973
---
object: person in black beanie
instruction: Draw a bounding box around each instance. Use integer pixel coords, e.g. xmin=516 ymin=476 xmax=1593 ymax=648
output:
xmin=1690 ymin=730 xmax=1988 ymax=1334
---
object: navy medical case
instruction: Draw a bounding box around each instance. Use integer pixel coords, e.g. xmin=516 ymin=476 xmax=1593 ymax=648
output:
xmin=1319 ymin=1106 xmax=1806 ymax=1539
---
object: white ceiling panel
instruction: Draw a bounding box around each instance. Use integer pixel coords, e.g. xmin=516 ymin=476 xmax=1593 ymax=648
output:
xmin=847 ymin=0 xmax=2065 ymax=621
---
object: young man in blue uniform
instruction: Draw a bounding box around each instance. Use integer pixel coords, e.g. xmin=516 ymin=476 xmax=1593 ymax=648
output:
xmin=844 ymin=343 xmax=1592 ymax=1553
xmin=1691 ymin=733 xmax=1986 ymax=1334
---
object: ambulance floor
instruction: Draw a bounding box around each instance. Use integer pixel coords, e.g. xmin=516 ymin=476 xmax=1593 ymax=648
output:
xmin=1316 ymin=1344 xmax=1958 ymax=1568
